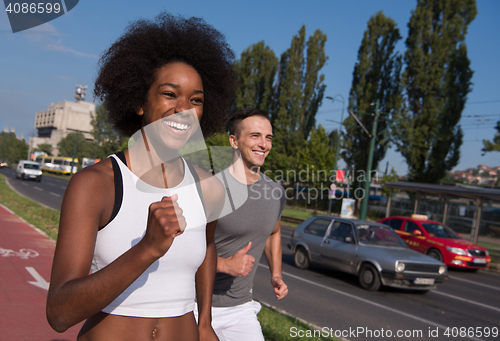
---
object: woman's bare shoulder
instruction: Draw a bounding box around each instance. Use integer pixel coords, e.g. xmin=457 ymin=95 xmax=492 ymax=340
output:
xmin=62 ymin=158 xmax=115 ymax=210
xmin=69 ymin=158 xmax=113 ymax=189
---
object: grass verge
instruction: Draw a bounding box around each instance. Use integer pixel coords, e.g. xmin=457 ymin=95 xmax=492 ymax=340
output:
xmin=258 ymin=304 xmax=338 ymax=341
xmin=0 ymin=173 xmax=337 ymax=340
xmin=0 ymin=174 xmax=59 ymax=240
xmin=282 ymin=207 xmax=314 ymax=221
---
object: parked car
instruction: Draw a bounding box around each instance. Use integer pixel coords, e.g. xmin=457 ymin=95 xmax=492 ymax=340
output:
xmin=288 ymin=217 xmax=447 ymax=291
xmin=16 ymin=160 xmax=42 ymax=182
xmin=0 ymin=160 xmax=7 ymax=168
xmin=378 ymin=215 xmax=491 ymax=270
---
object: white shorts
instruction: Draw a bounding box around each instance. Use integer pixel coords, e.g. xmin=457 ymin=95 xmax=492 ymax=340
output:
xmin=194 ymin=301 xmax=264 ymax=341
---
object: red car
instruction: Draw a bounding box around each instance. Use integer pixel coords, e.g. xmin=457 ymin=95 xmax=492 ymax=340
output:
xmin=378 ymin=215 xmax=491 ymax=270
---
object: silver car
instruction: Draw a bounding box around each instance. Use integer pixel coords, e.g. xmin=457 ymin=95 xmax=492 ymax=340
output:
xmin=288 ymin=217 xmax=448 ymax=291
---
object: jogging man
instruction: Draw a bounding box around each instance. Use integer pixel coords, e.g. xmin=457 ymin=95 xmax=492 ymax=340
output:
xmin=211 ymin=107 xmax=288 ymax=341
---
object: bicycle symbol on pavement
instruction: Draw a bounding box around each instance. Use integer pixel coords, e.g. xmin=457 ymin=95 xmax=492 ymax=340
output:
xmin=0 ymin=247 xmax=39 ymax=259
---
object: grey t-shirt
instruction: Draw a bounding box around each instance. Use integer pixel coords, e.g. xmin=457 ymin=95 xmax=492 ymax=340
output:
xmin=212 ymin=169 xmax=286 ymax=307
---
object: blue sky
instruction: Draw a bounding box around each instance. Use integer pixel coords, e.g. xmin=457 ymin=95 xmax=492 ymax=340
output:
xmin=1 ymin=0 xmax=499 ymax=175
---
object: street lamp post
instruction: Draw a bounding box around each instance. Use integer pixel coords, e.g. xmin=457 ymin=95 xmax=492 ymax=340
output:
xmin=326 ymin=95 xmax=345 ymax=215
xmin=66 ymin=128 xmax=81 ymax=175
xmin=70 ymin=130 xmax=78 ymax=175
xmin=359 ymin=100 xmax=380 ymax=221
xmin=326 ymin=95 xmax=345 ymax=174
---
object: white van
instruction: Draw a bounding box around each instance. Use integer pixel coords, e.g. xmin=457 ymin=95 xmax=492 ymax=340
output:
xmin=16 ymin=160 xmax=42 ymax=182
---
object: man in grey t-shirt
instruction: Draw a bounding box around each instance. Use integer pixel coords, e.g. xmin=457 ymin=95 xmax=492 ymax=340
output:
xmin=211 ymin=108 xmax=288 ymax=341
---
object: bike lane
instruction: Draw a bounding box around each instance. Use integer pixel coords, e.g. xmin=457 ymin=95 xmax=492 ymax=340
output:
xmin=0 ymin=204 xmax=82 ymax=340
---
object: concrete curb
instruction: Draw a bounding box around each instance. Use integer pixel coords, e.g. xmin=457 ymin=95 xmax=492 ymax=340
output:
xmin=257 ymin=299 xmax=349 ymax=341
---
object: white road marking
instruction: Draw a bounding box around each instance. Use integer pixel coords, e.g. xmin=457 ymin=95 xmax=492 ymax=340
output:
xmin=433 ymin=290 xmax=500 ymax=312
xmin=34 ymin=187 xmax=42 ymax=191
xmin=449 ymin=275 xmax=500 ymax=291
xmin=25 ymin=267 xmax=49 ymax=290
xmin=259 ymin=264 xmax=483 ymax=341
xmin=49 ymin=192 xmax=61 ymax=197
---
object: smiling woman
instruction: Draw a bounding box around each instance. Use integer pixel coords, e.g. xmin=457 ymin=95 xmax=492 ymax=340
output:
xmin=46 ymin=12 xmax=235 ymax=341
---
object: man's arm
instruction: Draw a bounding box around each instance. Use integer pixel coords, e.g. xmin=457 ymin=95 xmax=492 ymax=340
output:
xmin=264 ymin=219 xmax=288 ymax=300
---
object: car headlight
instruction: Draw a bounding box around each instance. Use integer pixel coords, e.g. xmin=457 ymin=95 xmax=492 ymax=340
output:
xmin=439 ymin=266 xmax=446 ymax=274
xmin=446 ymin=246 xmax=467 ymax=255
xmin=396 ymin=262 xmax=405 ymax=272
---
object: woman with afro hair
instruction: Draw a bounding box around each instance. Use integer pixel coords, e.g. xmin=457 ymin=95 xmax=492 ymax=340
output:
xmin=46 ymin=12 xmax=235 ymax=341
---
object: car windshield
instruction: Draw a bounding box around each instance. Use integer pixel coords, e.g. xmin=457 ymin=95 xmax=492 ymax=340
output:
xmin=421 ymin=223 xmax=461 ymax=239
xmin=24 ymin=163 xmax=40 ymax=170
xmin=356 ymin=224 xmax=406 ymax=247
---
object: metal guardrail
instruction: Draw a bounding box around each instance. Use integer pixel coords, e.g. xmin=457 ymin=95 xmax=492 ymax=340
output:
xmin=281 ymin=216 xmax=305 ymax=225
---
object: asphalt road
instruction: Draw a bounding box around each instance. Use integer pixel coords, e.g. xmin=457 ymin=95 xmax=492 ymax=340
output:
xmin=253 ymin=227 xmax=500 ymax=341
xmin=2 ymin=166 xmax=499 ymax=341
xmin=1 ymin=167 xmax=66 ymax=211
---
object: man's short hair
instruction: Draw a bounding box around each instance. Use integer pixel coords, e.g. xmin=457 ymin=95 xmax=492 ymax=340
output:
xmin=228 ymin=108 xmax=271 ymax=136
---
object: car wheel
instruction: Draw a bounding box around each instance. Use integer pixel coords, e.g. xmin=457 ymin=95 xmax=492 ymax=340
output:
xmin=21 ymin=174 xmax=26 ymax=180
xmin=294 ymin=247 xmax=310 ymax=270
xmin=427 ymin=249 xmax=443 ymax=262
xmin=37 ymin=176 xmax=41 ymax=182
xmin=358 ymin=263 xmax=381 ymax=291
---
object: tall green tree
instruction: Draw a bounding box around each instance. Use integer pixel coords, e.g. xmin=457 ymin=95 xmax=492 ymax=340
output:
xmin=0 ymin=132 xmax=28 ymax=164
xmin=91 ymin=103 xmax=127 ymax=159
xmin=297 ymin=125 xmax=336 ymax=210
xmin=396 ymin=0 xmax=477 ymax=183
xmin=342 ymin=11 xmax=403 ymax=190
xmin=271 ymin=25 xmax=327 ymax=172
xmin=232 ymin=41 xmax=278 ymax=114
xmin=482 ymin=120 xmax=500 ymax=155
xmin=57 ymin=132 xmax=94 ymax=166
xmin=379 ymin=167 xmax=400 ymax=197
xmin=35 ymin=143 xmax=53 ymax=156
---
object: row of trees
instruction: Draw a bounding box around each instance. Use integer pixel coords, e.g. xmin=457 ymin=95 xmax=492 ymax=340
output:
xmin=73 ymin=0 xmax=481 ymax=189
xmin=0 ymin=132 xmax=28 ymax=165
xmin=339 ymin=0 xmax=478 ymax=186
xmin=231 ymin=25 xmax=331 ymax=177
xmin=229 ymin=0 xmax=478 ymax=188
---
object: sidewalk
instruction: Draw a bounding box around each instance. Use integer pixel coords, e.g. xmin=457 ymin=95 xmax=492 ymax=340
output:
xmin=0 ymin=204 xmax=82 ymax=341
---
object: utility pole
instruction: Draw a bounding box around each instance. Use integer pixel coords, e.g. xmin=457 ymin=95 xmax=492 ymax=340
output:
xmin=70 ymin=131 xmax=78 ymax=175
xmin=359 ymin=100 xmax=380 ymax=220
xmin=326 ymin=95 xmax=345 ymax=215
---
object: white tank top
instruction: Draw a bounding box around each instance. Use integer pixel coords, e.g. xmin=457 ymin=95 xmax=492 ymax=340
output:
xmin=91 ymin=154 xmax=207 ymax=318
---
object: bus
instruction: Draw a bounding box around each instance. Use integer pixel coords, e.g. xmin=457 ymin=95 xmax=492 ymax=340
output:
xmin=35 ymin=155 xmax=78 ymax=175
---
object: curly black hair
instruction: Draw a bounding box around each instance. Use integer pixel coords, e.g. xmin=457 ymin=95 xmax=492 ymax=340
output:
xmin=94 ymin=13 xmax=235 ymax=137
